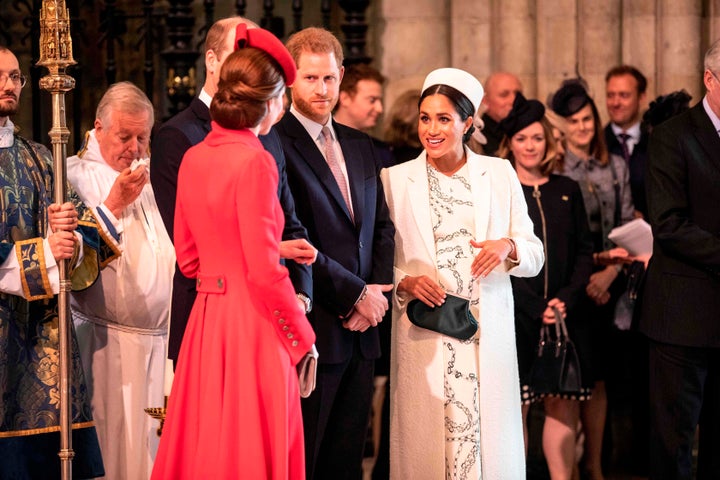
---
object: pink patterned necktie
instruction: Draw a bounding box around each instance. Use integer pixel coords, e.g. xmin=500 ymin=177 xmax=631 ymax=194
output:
xmin=321 ymin=126 xmax=354 ymax=221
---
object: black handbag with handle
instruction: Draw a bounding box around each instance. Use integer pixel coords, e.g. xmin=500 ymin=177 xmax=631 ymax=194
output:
xmin=528 ymin=306 xmax=582 ymax=395
xmin=406 ymin=294 xmax=478 ymax=340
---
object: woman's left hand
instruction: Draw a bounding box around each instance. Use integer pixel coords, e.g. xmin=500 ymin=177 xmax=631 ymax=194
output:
xmin=470 ymin=239 xmax=512 ymax=278
xmin=279 ymin=239 xmax=317 ymax=265
xmin=542 ymin=298 xmax=566 ymax=324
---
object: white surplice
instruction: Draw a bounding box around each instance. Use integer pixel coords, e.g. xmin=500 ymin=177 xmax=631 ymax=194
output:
xmin=67 ymin=130 xmax=175 ymax=480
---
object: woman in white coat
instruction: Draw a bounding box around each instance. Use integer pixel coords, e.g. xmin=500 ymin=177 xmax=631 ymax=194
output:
xmin=381 ymin=68 xmax=544 ymax=479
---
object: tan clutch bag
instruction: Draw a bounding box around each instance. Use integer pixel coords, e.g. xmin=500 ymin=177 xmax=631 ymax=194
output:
xmin=297 ymin=344 xmax=319 ymax=398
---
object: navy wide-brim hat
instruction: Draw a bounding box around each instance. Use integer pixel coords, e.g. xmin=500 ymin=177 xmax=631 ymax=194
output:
xmin=551 ymin=81 xmax=591 ymax=117
xmin=499 ymin=92 xmax=546 ymax=138
xmin=234 ymin=23 xmax=297 ymax=86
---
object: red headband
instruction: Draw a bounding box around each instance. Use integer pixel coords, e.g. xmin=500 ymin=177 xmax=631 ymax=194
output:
xmin=234 ymin=23 xmax=296 ymax=86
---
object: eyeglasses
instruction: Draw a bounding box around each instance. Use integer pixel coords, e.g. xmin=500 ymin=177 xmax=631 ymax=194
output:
xmin=0 ymin=72 xmax=27 ymax=88
xmin=711 ymin=70 xmax=720 ymax=84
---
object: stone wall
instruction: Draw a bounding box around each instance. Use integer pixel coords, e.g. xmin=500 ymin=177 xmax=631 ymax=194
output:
xmin=374 ymin=0 xmax=720 ymax=127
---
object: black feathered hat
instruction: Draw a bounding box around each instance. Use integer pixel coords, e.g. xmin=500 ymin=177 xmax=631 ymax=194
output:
xmin=499 ymin=92 xmax=546 ymax=138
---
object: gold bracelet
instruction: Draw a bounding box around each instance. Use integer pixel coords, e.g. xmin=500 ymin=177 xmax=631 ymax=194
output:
xmin=504 ymin=238 xmax=516 ymax=258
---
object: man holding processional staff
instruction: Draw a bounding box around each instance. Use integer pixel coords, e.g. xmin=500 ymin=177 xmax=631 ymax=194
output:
xmin=0 ymin=1 xmax=123 ymax=478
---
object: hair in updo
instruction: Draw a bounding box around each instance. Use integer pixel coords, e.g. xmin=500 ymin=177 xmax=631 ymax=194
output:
xmin=210 ymin=47 xmax=286 ymax=130
xmin=419 ymin=84 xmax=476 ymax=143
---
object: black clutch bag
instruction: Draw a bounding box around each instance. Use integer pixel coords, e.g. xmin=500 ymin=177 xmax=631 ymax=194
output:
xmin=406 ymin=294 xmax=478 ymax=340
xmin=528 ymin=307 xmax=582 ymax=395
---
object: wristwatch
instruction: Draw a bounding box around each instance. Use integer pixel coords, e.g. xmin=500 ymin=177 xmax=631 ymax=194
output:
xmin=297 ymin=292 xmax=312 ymax=314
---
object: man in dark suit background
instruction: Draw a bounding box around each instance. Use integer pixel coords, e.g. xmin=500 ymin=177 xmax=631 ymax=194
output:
xmin=276 ymin=27 xmax=395 ymax=479
xmin=334 ymin=63 xmax=394 ymax=168
xmin=151 ymin=16 xmax=315 ymax=365
xmin=638 ymin=38 xmax=720 ymax=480
xmin=604 ymin=65 xmax=649 ymax=218
xmin=603 ymin=64 xmax=651 ymax=478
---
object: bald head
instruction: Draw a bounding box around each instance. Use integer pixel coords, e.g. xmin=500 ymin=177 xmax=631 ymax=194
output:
xmin=203 ymin=17 xmax=260 ymax=96
xmin=481 ymin=71 xmax=522 ymax=122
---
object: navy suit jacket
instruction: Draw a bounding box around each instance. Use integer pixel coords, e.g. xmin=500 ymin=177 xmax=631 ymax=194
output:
xmin=604 ymin=123 xmax=650 ymax=218
xmin=638 ymin=102 xmax=720 ymax=347
xmin=275 ymin=113 xmax=395 ymax=364
xmin=150 ymin=97 xmax=312 ymax=362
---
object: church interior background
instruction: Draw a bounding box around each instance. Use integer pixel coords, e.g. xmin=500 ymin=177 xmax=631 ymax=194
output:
xmin=1 ymin=0 xmax=719 ymax=151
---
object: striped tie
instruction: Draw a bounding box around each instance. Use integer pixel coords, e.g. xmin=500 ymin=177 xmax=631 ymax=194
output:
xmin=618 ymin=132 xmax=632 ymax=164
xmin=321 ymin=126 xmax=354 ymax=221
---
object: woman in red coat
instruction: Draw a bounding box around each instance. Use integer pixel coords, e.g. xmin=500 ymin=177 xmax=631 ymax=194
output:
xmin=152 ymin=25 xmax=316 ymax=480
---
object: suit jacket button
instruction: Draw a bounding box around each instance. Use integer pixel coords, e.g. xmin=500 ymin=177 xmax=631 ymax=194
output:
xmin=197 ymin=278 xmax=202 ymax=286
xmin=282 ymin=325 xmax=289 ymax=331
xmin=278 ymin=318 xmax=285 ymax=324
xmin=292 ymin=340 xmax=299 ymax=347
xmin=287 ymin=333 xmax=294 ymax=339
xmin=274 ymin=310 xmax=281 ymax=316
xmin=359 ymin=241 xmax=364 ymax=248
xmin=217 ymin=278 xmax=223 ymax=289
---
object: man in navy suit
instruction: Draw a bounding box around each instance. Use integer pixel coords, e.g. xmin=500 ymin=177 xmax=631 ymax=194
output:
xmin=603 ymin=64 xmax=650 ymax=477
xmin=276 ymin=27 xmax=395 ymax=479
xmin=638 ymin=38 xmax=720 ymax=479
xmin=604 ymin=65 xmax=649 ymax=218
xmin=151 ymin=17 xmax=315 ymax=365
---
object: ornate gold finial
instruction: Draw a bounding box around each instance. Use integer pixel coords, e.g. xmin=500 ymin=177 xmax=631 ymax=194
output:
xmin=37 ymin=0 xmax=77 ymax=76
xmin=36 ymin=2 xmax=78 ymax=478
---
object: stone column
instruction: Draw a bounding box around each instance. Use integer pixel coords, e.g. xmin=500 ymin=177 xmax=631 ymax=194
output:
xmin=578 ymin=0 xmax=621 ymax=105
xmin=378 ymin=0 xmax=451 ymax=107
xmin=485 ymin=0 xmax=537 ymax=97
xmin=656 ymin=0 xmax=703 ymax=99
xmin=708 ymin=0 xmax=720 ymax=59
xmin=536 ymin=0 xmax=577 ymax=103
xmin=450 ymin=0 xmax=492 ymax=84
xmin=621 ymin=0 xmax=657 ymax=102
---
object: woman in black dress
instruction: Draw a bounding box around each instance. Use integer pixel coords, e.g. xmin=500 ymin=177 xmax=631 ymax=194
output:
xmin=498 ymin=93 xmax=594 ymax=480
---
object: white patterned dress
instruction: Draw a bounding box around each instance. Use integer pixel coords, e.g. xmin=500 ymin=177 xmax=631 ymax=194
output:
xmin=428 ymin=163 xmax=482 ymax=480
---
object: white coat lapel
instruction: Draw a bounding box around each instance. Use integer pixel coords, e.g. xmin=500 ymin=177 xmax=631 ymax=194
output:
xmin=406 ymin=155 xmax=436 ymax=262
xmin=467 ymin=150 xmax=491 ymax=241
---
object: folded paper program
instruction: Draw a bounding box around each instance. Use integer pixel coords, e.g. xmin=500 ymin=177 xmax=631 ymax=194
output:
xmin=608 ymin=218 xmax=653 ymax=256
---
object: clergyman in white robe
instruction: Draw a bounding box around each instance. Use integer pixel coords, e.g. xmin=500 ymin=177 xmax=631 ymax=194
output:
xmin=67 ymin=129 xmax=175 ymax=480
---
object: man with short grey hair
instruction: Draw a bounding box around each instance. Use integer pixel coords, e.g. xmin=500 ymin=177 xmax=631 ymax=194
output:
xmin=67 ymin=81 xmax=176 ymax=479
xmin=639 ymin=38 xmax=720 ymax=479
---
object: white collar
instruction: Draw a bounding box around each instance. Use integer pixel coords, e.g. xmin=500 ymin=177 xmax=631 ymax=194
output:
xmin=703 ymin=96 xmax=720 ymax=136
xmin=78 ymin=129 xmax=109 ymax=167
xmin=0 ymin=118 xmax=15 ymax=148
xmin=199 ymin=88 xmax=212 ymax=109
xmin=610 ymin=121 xmax=641 ymax=141
xmin=289 ymin=105 xmax=334 ymax=141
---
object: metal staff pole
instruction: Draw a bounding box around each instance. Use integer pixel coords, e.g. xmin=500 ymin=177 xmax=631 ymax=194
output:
xmin=36 ymin=1 xmax=77 ymax=478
